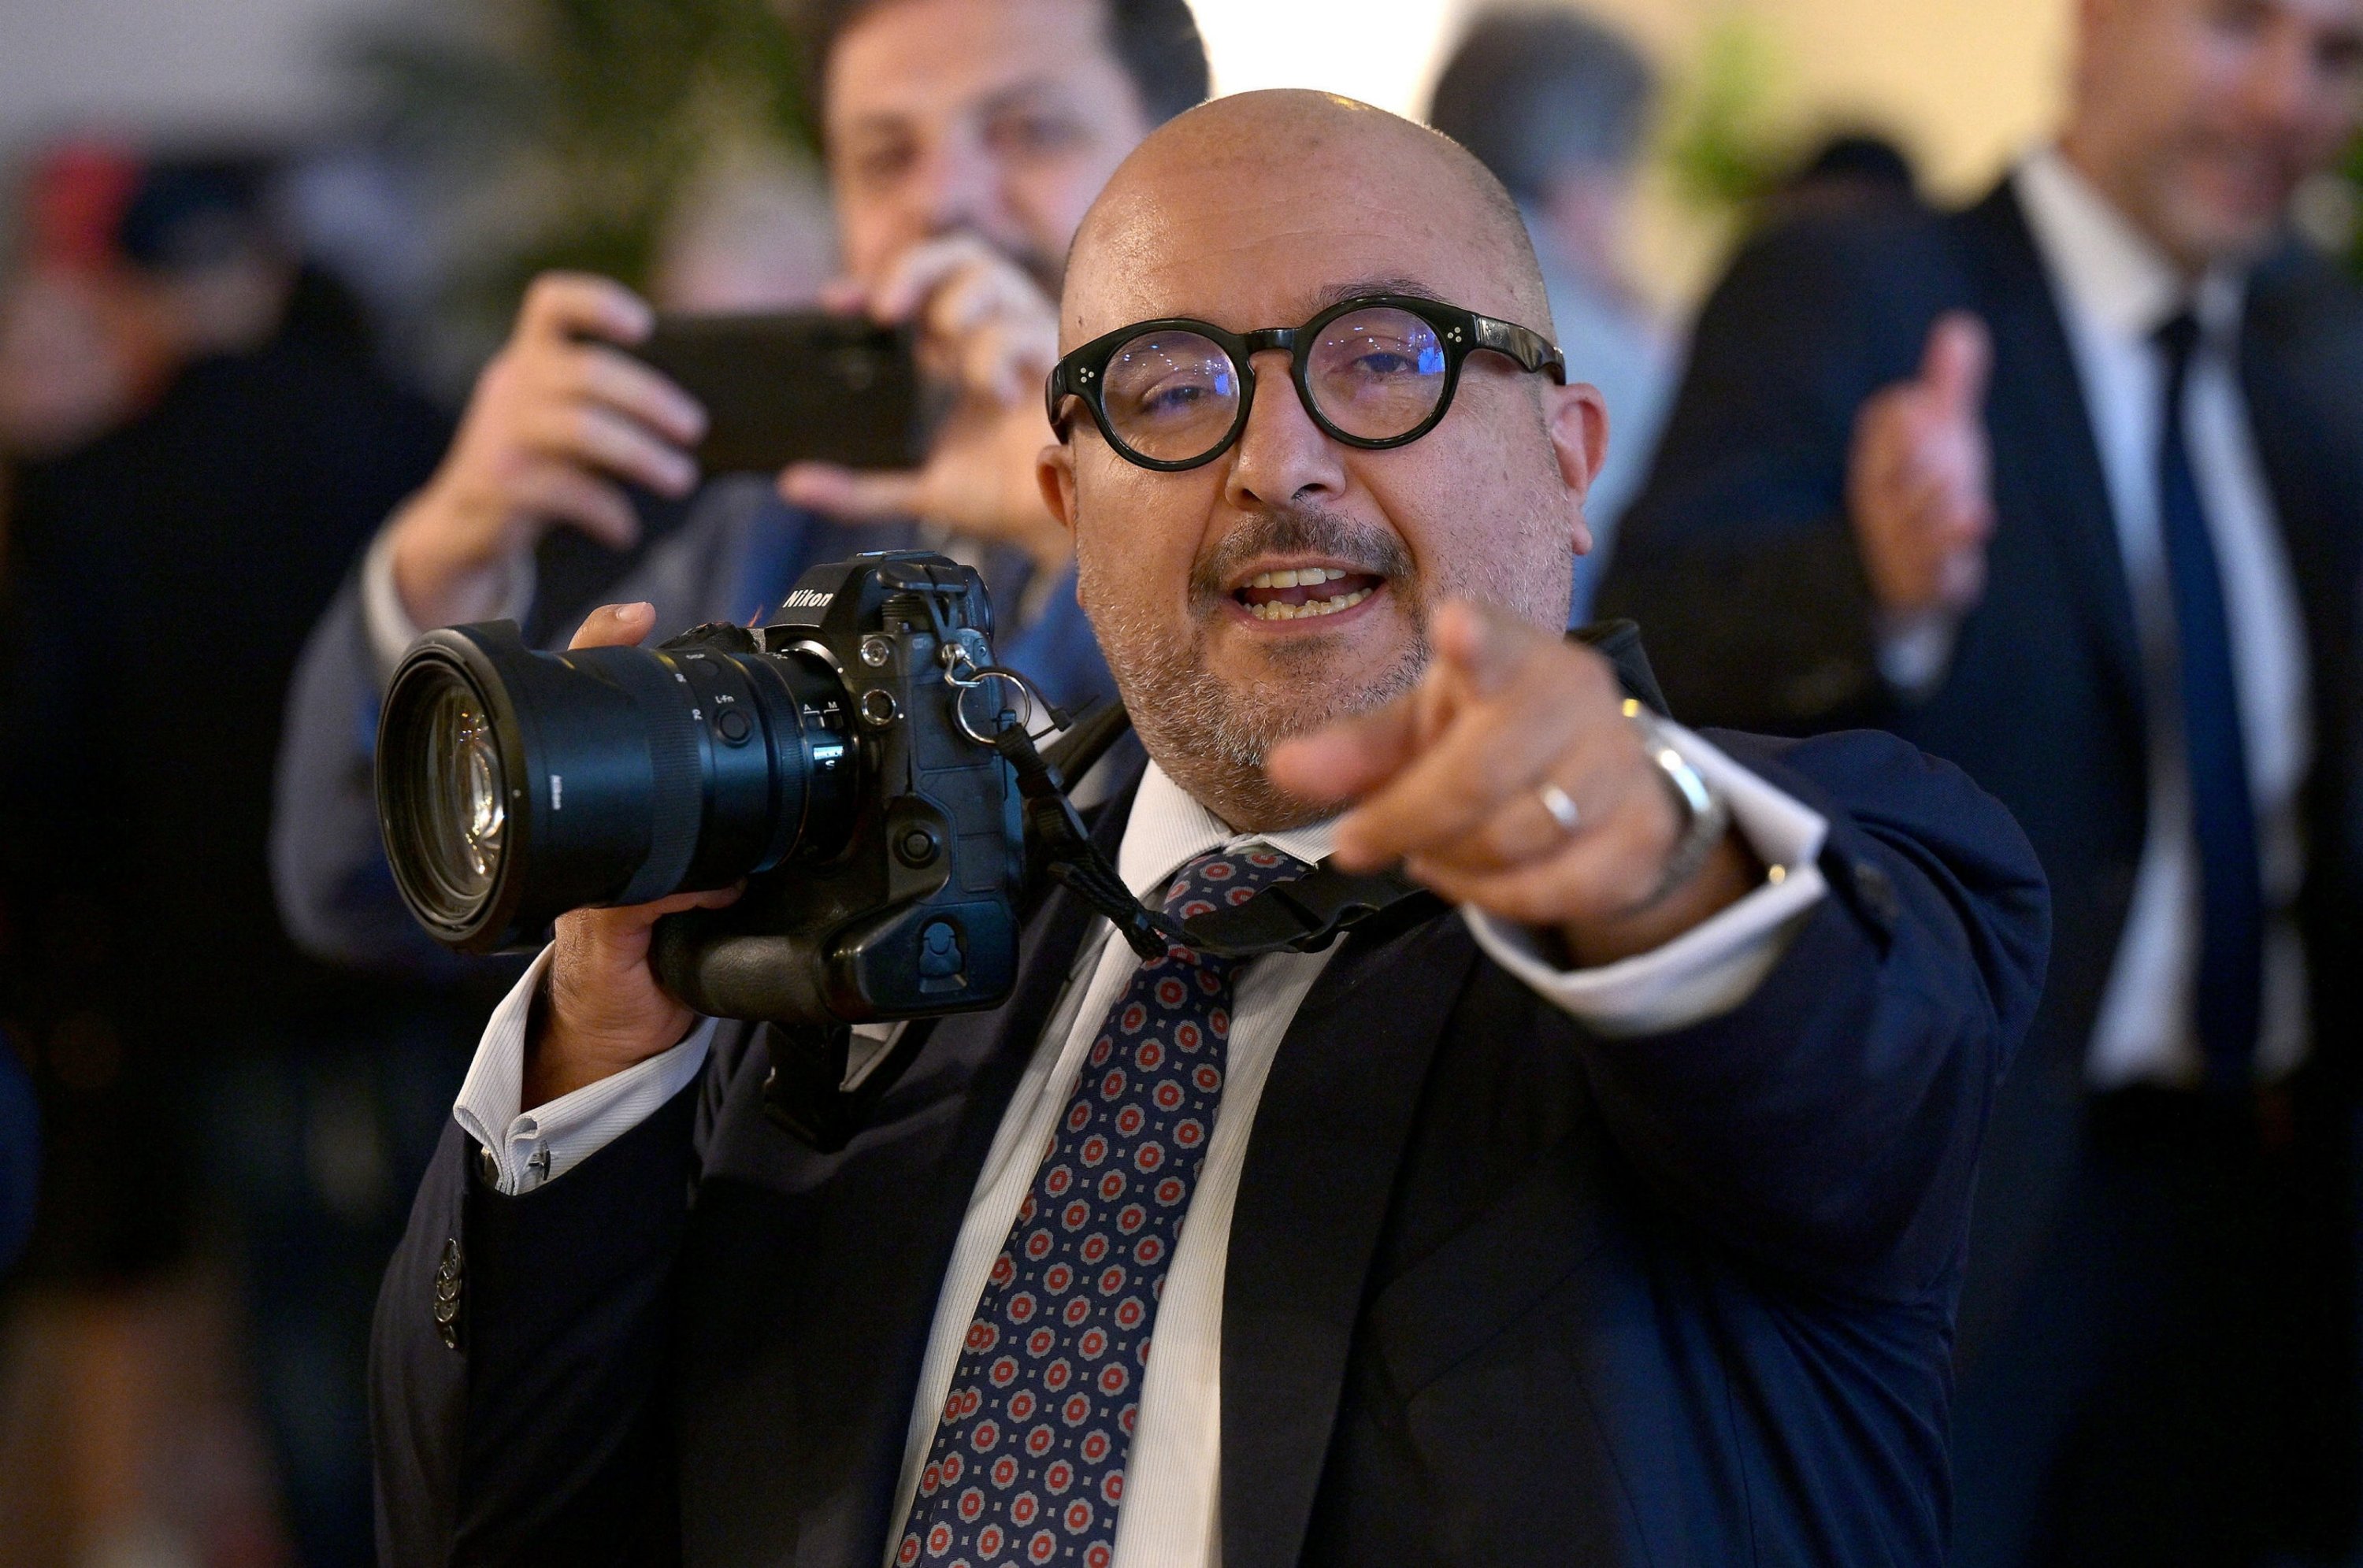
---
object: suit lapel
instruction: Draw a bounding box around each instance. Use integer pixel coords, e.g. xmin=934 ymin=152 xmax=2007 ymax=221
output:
xmin=1958 ymin=182 xmax=2149 ymax=733
xmin=1219 ymin=910 xmax=1481 ymax=1568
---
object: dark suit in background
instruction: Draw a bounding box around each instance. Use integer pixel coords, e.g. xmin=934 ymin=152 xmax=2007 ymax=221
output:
xmin=0 ymin=1030 xmax=33 ymax=1275
xmin=1600 ymin=180 xmax=2363 ymax=1562
xmin=369 ymin=730 xmax=2046 ymax=1566
xmin=0 ymin=328 xmax=460 ymax=1562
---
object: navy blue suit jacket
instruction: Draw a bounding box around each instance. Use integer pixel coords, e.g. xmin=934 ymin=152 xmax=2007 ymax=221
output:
xmin=369 ymin=728 xmax=2047 ymax=1566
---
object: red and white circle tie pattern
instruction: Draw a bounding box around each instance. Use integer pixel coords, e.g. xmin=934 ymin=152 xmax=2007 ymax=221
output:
xmin=896 ymin=843 xmax=1310 ymax=1567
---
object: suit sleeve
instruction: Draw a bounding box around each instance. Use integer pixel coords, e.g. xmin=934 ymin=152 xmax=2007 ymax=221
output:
xmin=371 ymin=1060 xmax=719 ymax=1566
xmin=269 ymin=566 xmax=467 ymax=977
xmin=1596 ymin=208 xmax=1965 ymax=732
xmin=1570 ymin=727 xmax=2050 ymax=1303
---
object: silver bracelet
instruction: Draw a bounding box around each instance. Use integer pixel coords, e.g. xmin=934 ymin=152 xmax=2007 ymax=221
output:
xmin=1623 ymin=704 xmax=1733 ymax=916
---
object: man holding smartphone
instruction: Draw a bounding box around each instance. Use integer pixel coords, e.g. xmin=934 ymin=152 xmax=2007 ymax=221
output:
xmin=273 ymin=0 xmax=1211 ymax=973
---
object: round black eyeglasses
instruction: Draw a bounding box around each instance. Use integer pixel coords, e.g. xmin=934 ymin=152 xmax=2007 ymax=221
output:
xmin=1044 ymin=293 xmax=1566 ymax=473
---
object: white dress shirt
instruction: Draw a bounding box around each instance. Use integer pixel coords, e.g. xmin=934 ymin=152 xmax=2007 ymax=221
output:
xmin=2010 ymin=148 xmax=2313 ymax=1088
xmin=455 ymin=733 xmax=1831 ymax=1566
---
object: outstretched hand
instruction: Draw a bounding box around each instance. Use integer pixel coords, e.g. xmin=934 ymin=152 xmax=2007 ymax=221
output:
xmin=1267 ymin=602 xmax=1755 ymax=966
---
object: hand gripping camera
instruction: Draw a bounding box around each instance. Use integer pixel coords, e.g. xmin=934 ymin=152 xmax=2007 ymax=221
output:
xmin=375 ymin=552 xmax=1034 ymax=1027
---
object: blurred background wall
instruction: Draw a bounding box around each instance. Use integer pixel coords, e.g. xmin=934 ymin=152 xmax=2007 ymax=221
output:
xmin=0 ymin=0 xmax=416 ymax=150
xmin=4 ymin=0 xmax=2348 ymax=325
xmin=0 ymin=0 xmax=2070 ymax=310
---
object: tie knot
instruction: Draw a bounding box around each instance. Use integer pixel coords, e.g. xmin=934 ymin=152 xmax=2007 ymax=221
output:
xmin=1161 ymin=843 xmax=1310 ymax=921
xmin=2154 ymin=310 xmax=2204 ymax=377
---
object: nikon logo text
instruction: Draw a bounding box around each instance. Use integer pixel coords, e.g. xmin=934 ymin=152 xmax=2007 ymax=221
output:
xmin=781 ymin=589 xmax=835 ymax=612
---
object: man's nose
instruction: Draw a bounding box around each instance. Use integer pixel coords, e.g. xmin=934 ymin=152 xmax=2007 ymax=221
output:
xmin=909 ymin=128 xmax=999 ymax=235
xmin=1222 ymin=350 xmax=1348 ymax=513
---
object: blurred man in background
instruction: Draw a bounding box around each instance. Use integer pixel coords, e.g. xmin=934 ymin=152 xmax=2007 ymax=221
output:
xmin=1425 ymin=5 xmax=1673 ymax=621
xmin=0 ymin=146 xmax=451 ymax=1566
xmin=272 ymin=0 xmax=1213 ymax=980
xmin=1601 ymin=0 xmax=2363 ymax=1561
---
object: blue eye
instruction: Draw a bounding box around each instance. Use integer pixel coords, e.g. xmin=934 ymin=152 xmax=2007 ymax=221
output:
xmin=1133 ymin=366 xmax=1233 ymax=420
xmin=1142 ymin=383 xmax=1209 ymax=414
xmin=1352 ymin=346 xmax=1444 ymax=377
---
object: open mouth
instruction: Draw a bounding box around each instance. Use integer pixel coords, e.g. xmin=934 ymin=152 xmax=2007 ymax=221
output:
xmin=1232 ymin=566 xmax=1386 ymax=623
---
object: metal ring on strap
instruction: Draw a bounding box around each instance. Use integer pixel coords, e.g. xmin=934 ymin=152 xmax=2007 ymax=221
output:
xmin=943 ymin=655 xmax=1059 ymax=747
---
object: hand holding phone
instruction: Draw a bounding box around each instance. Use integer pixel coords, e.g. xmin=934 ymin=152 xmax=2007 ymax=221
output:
xmin=385 ymin=272 xmax=707 ymax=632
xmin=777 ymin=235 xmax=1074 ymax=576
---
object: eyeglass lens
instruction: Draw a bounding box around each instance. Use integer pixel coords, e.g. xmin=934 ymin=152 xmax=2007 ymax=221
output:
xmin=1098 ymin=306 xmax=1450 ymax=464
xmin=1100 ymin=330 xmax=1240 ymax=465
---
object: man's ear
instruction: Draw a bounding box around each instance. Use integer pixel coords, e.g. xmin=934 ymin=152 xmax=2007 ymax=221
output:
xmin=1543 ymin=380 xmax=1609 ymax=556
xmin=1038 ymin=441 xmax=1079 ymax=537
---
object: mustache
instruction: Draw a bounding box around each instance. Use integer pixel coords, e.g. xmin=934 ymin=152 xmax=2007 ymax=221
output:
xmin=1188 ymin=507 xmax=1415 ymax=608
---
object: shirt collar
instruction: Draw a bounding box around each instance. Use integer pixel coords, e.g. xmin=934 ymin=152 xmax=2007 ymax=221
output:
xmin=2016 ymin=145 xmax=2246 ymax=343
xmin=1116 ymin=759 xmax=1339 ymax=899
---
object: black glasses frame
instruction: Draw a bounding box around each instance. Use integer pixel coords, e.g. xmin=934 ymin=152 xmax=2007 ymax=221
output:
xmin=1044 ymin=293 xmax=1566 ymax=473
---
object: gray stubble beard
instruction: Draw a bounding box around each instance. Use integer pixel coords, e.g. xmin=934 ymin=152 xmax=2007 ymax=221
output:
xmin=1081 ymin=506 xmax=1432 ymax=830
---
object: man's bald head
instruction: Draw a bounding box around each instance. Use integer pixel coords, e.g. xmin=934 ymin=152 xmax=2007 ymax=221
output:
xmin=1037 ymin=89 xmax=1609 ymax=830
xmin=1064 ymin=90 xmax=1553 ymax=347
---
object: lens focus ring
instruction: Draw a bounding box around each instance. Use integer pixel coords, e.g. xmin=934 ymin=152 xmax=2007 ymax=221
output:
xmin=605 ymin=653 xmax=709 ymax=907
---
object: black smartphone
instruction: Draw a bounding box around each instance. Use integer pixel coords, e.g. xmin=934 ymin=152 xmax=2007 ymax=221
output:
xmin=628 ymin=311 xmax=924 ymax=474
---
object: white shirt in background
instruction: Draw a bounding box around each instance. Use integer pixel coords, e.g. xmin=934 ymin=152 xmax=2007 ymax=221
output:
xmin=2012 ymin=147 xmax=2312 ymax=1088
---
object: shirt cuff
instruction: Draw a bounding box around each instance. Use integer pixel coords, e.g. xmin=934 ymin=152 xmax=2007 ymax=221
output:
xmin=1465 ymin=723 xmax=1831 ymax=1038
xmin=451 ymin=944 xmax=718 ymax=1195
xmin=360 ymin=520 xmax=538 ymax=684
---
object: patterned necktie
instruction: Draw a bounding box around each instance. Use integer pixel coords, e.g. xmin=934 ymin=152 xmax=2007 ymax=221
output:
xmin=2155 ymin=313 xmax=2264 ymax=1091
xmin=896 ymin=843 xmax=1310 ymax=1568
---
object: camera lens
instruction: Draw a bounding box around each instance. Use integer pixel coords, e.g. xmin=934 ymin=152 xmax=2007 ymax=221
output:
xmin=406 ymin=675 xmax=508 ymax=917
xmin=377 ymin=621 xmax=856 ymax=953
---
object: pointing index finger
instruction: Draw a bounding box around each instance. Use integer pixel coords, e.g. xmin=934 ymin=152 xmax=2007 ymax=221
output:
xmin=1265 ymin=693 xmax=1422 ymax=809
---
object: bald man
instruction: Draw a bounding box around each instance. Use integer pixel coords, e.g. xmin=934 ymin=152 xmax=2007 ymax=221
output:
xmin=369 ymin=93 xmax=2046 ymax=1566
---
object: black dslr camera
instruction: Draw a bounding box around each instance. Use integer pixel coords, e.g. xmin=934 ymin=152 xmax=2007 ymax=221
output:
xmin=375 ymin=551 xmax=1033 ymax=1027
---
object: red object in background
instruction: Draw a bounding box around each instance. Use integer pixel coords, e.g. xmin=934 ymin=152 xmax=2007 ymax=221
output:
xmin=24 ymin=142 xmax=143 ymax=274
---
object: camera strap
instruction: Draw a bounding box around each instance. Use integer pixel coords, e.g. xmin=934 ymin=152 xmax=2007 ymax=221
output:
xmin=767 ymin=621 xmax=1672 ymax=1151
xmin=1003 ymin=617 xmax=1671 ymax=962
xmin=993 ymin=714 xmax=1437 ymax=963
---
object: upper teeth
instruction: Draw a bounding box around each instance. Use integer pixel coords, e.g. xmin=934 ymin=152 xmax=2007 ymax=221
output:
xmin=1246 ymin=567 xmax=1349 ymax=589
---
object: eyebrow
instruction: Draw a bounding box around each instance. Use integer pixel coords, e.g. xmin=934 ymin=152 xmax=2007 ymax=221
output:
xmin=837 ymin=75 xmax=1074 ymax=140
xmin=1309 ymin=277 xmax=1450 ymax=310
